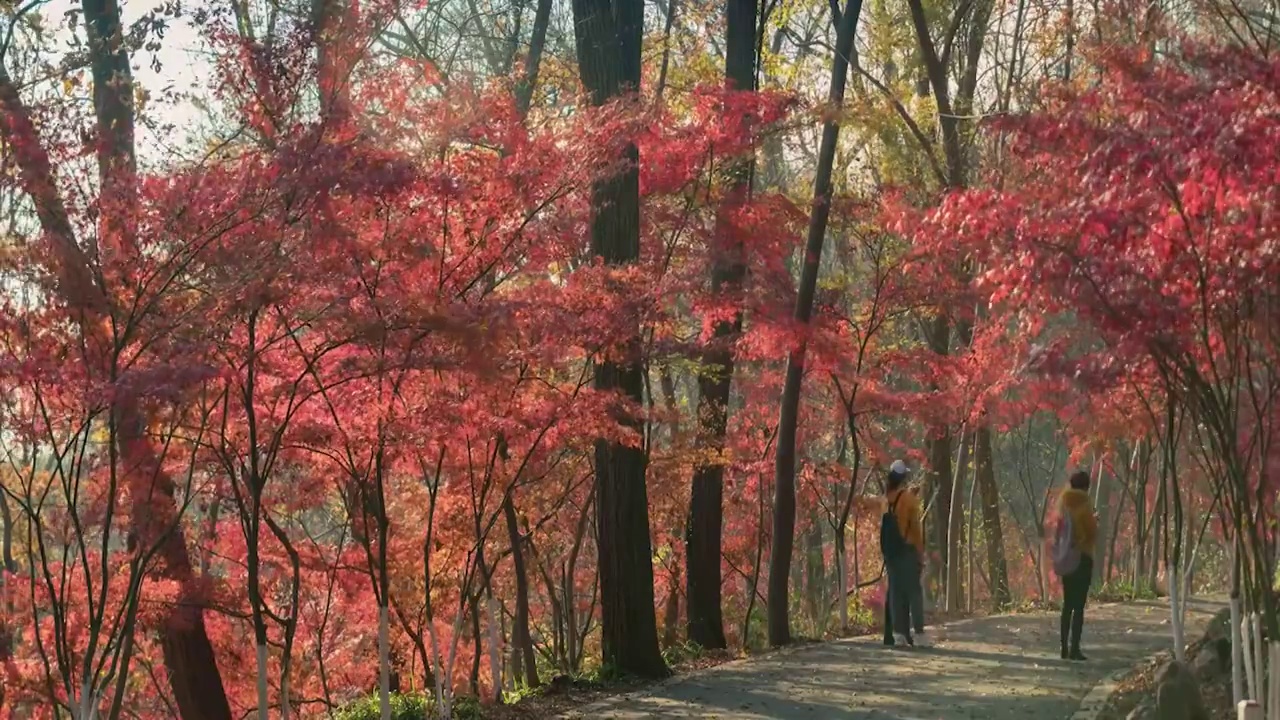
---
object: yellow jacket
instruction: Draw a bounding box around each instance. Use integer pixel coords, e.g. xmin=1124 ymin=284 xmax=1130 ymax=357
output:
xmin=886 ymin=487 xmax=924 ymax=555
xmin=1059 ymin=488 xmax=1098 ymax=557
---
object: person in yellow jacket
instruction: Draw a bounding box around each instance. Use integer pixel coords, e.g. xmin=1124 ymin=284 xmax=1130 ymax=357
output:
xmin=883 ymin=459 xmax=929 ymax=647
xmin=1058 ymin=470 xmax=1098 ymax=661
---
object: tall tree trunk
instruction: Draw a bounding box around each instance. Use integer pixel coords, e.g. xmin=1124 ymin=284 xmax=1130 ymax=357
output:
xmin=571 ymin=0 xmax=666 ymax=677
xmin=58 ymin=0 xmax=238 ymax=715
xmin=906 ymin=0 xmax=995 ymax=608
xmin=513 ymin=0 xmax=553 ymax=116
xmin=768 ymin=0 xmax=862 ymax=647
xmin=503 ymin=495 xmax=539 ymax=688
xmin=686 ymin=0 xmax=757 ymax=652
xmin=974 ymin=428 xmax=1011 ymax=608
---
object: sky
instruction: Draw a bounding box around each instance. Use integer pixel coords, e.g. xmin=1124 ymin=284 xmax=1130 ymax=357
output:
xmin=40 ymin=0 xmax=217 ymax=165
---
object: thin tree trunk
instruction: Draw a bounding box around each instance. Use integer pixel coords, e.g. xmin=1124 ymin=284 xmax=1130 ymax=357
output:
xmin=513 ymin=0 xmax=553 ymax=116
xmin=946 ymin=431 xmax=971 ymax=611
xmin=965 ymin=444 xmax=978 ymax=613
xmin=974 ymin=428 xmax=1010 ymax=608
xmin=1093 ymin=456 xmax=1112 ymax=585
xmin=1149 ymin=470 xmax=1166 ymax=591
xmin=1106 ymin=481 xmax=1128 ymax=584
xmin=572 ymin=0 xmax=666 ymax=678
xmin=836 ymin=534 xmax=849 ymax=631
xmin=485 ymin=582 xmax=503 ymax=701
xmin=655 ymin=0 xmax=679 ymax=101
xmin=769 ymin=0 xmax=863 ymax=647
xmin=804 ymin=520 xmax=826 ymax=627
xmin=743 ymin=453 xmax=770 ymax=649
xmin=503 ymin=495 xmax=540 ymax=688
xmin=925 ymin=341 xmax=954 ymax=605
xmin=469 ymin=595 xmax=482 ymax=696
xmin=662 ymin=561 xmax=681 ymax=648
xmin=1133 ymin=438 xmax=1152 ymax=589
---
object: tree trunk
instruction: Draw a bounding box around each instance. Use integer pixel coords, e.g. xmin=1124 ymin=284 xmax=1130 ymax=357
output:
xmin=378 ymin=606 xmax=390 ymax=720
xmin=485 ymin=584 xmax=503 ymax=701
xmin=768 ymin=0 xmax=863 ymax=648
xmin=0 ymin=1 xmax=237 ymax=716
xmin=965 ymin=450 xmax=978 ymax=613
xmin=469 ymin=595 xmax=482 ymax=697
xmin=906 ymin=0 xmax=996 ymax=605
xmin=572 ymin=0 xmax=666 ymax=678
xmin=686 ymin=0 xmax=757 ymax=652
xmin=946 ymin=431 xmax=971 ymax=612
xmin=1132 ymin=438 xmax=1152 ymax=589
xmin=503 ymin=495 xmax=539 ymax=688
xmin=835 ymin=532 xmax=849 ymax=631
xmin=974 ymin=428 xmax=1010 ymax=608
xmin=1106 ymin=480 xmax=1127 ymax=584
xmin=1 ymin=491 xmax=16 ymax=572
xmin=1093 ymin=459 xmax=1112 ymax=585
xmin=50 ymin=0 xmax=236 ymax=712
xmin=804 ymin=520 xmax=826 ymax=627
xmin=513 ymin=0 xmax=553 ymax=116
xmin=1149 ymin=472 xmax=1166 ymax=591
xmin=925 ymin=323 xmax=954 ymax=605
xmin=662 ymin=562 xmax=681 ymax=648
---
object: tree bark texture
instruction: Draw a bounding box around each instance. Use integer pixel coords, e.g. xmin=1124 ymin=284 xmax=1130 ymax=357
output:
xmin=686 ymin=0 xmax=757 ymax=652
xmin=572 ymin=0 xmax=667 ymax=678
xmin=503 ymin=495 xmax=539 ymax=687
xmin=768 ymin=0 xmax=863 ymax=647
xmin=974 ymin=427 xmax=1011 ymax=608
xmin=0 ymin=0 xmax=236 ymax=715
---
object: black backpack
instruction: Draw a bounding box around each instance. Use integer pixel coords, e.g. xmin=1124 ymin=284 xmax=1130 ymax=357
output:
xmin=880 ymin=493 xmax=907 ymax=560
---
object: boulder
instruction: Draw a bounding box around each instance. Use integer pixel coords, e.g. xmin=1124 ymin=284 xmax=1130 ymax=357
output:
xmin=1191 ymin=645 xmax=1218 ymax=677
xmin=1127 ymin=700 xmax=1156 ymax=720
xmin=1154 ymin=660 xmax=1210 ymax=720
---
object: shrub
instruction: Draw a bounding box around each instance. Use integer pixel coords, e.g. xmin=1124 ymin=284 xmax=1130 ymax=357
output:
xmin=335 ymin=692 xmax=484 ymax=720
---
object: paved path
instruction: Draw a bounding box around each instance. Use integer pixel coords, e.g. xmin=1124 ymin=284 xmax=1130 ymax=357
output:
xmin=563 ymin=598 xmax=1223 ymax=720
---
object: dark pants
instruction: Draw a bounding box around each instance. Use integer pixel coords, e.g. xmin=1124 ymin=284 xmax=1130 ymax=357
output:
xmin=1061 ymin=555 xmax=1094 ymax=653
xmin=887 ymin=548 xmax=925 ymax=639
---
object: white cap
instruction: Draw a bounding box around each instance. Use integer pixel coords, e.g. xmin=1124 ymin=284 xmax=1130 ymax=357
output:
xmin=889 ymin=459 xmax=910 ymax=476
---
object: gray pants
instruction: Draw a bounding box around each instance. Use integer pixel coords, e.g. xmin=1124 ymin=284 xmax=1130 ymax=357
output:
xmin=887 ymin=547 xmax=925 ymax=638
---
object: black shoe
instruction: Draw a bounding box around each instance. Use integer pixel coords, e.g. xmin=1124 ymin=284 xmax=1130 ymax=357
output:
xmin=1061 ymin=648 xmax=1069 ymax=660
xmin=1069 ymin=650 xmax=1088 ymax=661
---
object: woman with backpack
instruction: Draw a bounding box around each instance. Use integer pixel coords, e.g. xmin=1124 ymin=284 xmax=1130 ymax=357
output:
xmin=881 ymin=459 xmax=929 ymax=647
xmin=1054 ymin=470 xmax=1098 ymax=661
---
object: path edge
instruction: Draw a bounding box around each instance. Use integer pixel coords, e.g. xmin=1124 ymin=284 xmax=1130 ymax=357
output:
xmin=555 ymin=603 xmax=1124 ymax=719
xmin=1069 ymin=597 xmax=1228 ymax=720
xmin=1070 ymin=663 xmax=1140 ymax=720
xmin=554 ymin=636 xmax=826 ymax=718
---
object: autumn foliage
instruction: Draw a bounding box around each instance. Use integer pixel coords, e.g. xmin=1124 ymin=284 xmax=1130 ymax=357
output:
xmin=0 ymin=0 xmax=1276 ymax=717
